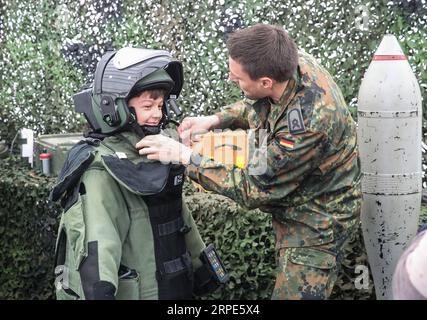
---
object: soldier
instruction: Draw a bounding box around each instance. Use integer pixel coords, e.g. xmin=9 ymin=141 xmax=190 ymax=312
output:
xmin=136 ymin=24 xmax=361 ymax=300
xmin=51 ymin=48 xmax=225 ymax=300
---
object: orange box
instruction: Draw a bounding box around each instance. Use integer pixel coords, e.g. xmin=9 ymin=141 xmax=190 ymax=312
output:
xmin=192 ymin=130 xmax=248 ymax=168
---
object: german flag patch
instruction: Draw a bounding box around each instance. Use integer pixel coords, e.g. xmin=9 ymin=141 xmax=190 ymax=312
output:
xmin=278 ymin=138 xmax=295 ymax=149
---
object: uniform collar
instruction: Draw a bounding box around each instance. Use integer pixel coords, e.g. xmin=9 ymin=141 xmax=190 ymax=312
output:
xmin=271 ymin=69 xmax=300 ymax=107
xmin=118 ymin=131 xmax=142 ymax=147
xmin=241 ymin=59 xmax=306 ymax=131
xmin=267 ymin=69 xmax=301 ymax=130
xmin=101 ymin=131 xmax=142 ymax=160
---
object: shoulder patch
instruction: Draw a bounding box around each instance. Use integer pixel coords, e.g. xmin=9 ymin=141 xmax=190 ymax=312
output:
xmin=287 ymin=106 xmax=306 ymax=135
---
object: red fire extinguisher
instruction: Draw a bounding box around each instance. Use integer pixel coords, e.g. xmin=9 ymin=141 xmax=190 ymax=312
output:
xmin=39 ymin=149 xmax=51 ymax=176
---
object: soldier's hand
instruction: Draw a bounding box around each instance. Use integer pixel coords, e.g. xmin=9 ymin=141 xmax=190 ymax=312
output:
xmin=178 ymin=115 xmax=220 ymax=146
xmin=136 ymin=134 xmax=193 ymax=165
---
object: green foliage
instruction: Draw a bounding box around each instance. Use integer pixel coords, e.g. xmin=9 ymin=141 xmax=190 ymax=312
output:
xmin=0 ymin=157 xmax=60 ymax=299
xmin=186 ymin=192 xmax=276 ymax=300
xmin=420 ymin=204 xmax=427 ymax=226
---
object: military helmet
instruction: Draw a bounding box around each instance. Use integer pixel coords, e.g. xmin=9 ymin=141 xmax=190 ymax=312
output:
xmin=73 ymin=47 xmax=183 ymax=135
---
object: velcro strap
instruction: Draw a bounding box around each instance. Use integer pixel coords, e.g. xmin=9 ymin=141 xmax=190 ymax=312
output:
xmin=158 ymin=217 xmax=184 ymax=236
xmin=163 ymin=252 xmax=191 ymax=274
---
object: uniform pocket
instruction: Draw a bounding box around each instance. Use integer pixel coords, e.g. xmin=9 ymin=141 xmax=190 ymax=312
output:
xmin=54 ymin=214 xmax=85 ymax=300
xmin=63 ymin=195 xmax=87 ymax=269
xmin=288 ymin=247 xmax=336 ymax=270
xmin=272 ymin=247 xmax=338 ymax=299
xmin=116 ymin=273 xmax=140 ymax=300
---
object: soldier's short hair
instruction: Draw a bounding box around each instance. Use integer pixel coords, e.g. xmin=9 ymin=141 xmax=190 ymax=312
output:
xmin=227 ymin=24 xmax=298 ymax=82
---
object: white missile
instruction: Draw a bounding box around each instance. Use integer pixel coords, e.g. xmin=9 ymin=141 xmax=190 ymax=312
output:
xmin=357 ymin=34 xmax=422 ymax=300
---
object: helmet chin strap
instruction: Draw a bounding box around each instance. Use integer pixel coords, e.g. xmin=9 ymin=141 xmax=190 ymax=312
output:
xmin=140 ymin=124 xmax=161 ymax=136
xmin=128 ymin=107 xmax=163 ymax=138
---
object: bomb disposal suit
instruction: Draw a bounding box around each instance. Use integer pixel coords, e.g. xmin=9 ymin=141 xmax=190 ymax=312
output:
xmin=51 ymin=48 xmax=226 ymax=300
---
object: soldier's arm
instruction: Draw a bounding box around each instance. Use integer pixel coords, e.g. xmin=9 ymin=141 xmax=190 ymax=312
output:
xmin=186 ymin=129 xmax=327 ymax=209
xmin=214 ymin=100 xmax=251 ymax=130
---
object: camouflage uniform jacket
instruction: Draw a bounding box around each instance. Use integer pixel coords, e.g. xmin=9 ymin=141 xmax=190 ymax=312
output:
xmin=187 ymin=50 xmax=361 ymax=249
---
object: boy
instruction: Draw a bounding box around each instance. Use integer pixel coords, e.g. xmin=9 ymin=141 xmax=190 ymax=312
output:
xmin=51 ymin=48 xmax=225 ymax=300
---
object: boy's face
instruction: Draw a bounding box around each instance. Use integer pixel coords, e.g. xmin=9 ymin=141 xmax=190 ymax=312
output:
xmin=127 ymin=91 xmax=164 ymax=126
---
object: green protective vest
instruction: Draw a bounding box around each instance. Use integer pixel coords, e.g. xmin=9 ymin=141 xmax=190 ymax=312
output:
xmin=52 ymin=131 xmax=206 ymax=300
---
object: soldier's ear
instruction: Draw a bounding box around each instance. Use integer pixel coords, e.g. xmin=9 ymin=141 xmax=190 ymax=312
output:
xmin=260 ymin=77 xmax=273 ymax=89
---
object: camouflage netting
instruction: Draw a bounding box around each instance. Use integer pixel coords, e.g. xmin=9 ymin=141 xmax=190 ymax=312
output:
xmin=0 ymin=0 xmax=426 ymax=299
xmin=0 ymin=0 xmax=425 ymax=141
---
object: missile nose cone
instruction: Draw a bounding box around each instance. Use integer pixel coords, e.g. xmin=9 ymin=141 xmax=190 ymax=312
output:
xmin=358 ymin=33 xmax=421 ymax=111
xmin=373 ymin=34 xmax=406 ymax=57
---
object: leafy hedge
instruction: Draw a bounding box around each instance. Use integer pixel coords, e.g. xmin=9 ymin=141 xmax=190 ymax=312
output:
xmin=0 ymin=157 xmax=60 ymax=299
xmin=185 ymin=192 xmax=277 ymax=300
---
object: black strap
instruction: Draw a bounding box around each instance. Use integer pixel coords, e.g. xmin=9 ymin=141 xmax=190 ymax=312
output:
xmin=92 ymin=281 xmax=115 ymax=300
xmin=163 ymin=257 xmax=185 ymax=274
xmin=50 ymin=141 xmax=95 ymax=203
xmin=54 ymin=228 xmax=67 ymax=267
xmin=163 ymin=252 xmax=191 ymax=274
xmin=164 ymin=258 xmax=184 ymax=274
xmin=158 ymin=217 xmax=184 ymax=236
xmin=193 ymin=264 xmax=220 ymax=296
xmin=84 ymin=131 xmax=107 ymax=141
